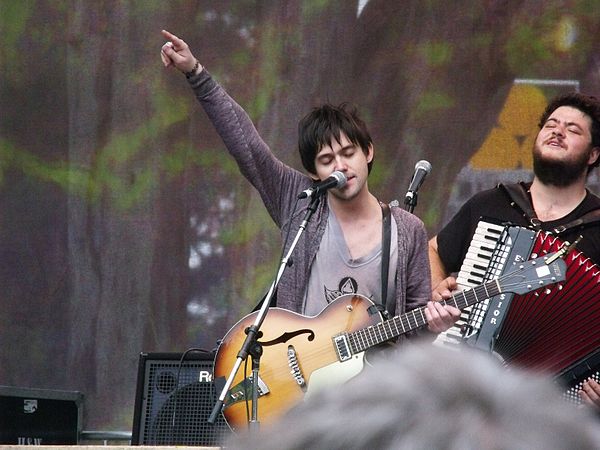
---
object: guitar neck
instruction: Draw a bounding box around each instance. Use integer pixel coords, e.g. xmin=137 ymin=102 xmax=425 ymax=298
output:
xmin=348 ymin=279 xmax=502 ymax=353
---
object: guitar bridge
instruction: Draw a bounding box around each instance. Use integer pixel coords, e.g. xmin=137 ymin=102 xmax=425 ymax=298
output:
xmin=287 ymin=345 xmax=306 ymax=389
xmin=333 ymin=333 xmax=352 ymax=362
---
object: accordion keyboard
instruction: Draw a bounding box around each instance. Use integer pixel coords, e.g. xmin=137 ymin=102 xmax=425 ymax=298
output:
xmin=434 ymin=220 xmax=506 ymax=348
xmin=434 ymin=221 xmax=536 ymax=349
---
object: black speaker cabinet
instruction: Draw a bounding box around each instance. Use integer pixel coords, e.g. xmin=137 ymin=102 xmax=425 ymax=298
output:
xmin=0 ymin=385 xmax=83 ymax=445
xmin=131 ymin=351 xmax=230 ymax=446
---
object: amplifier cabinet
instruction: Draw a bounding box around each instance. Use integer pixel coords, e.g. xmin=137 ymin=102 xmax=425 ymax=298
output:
xmin=0 ymin=385 xmax=83 ymax=445
xmin=131 ymin=351 xmax=230 ymax=446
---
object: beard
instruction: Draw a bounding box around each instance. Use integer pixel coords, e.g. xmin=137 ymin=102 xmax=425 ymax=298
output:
xmin=532 ymin=146 xmax=590 ymax=187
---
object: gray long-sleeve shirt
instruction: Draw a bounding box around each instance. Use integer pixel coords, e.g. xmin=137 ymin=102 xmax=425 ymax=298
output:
xmin=188 ymin=69 xmax=431 ymax=338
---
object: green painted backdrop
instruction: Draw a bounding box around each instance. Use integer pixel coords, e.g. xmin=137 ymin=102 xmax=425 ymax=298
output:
xmin=1 ymin=0 xmax=599 ymax=430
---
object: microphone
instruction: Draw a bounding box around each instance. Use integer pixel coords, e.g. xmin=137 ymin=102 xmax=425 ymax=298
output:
xmin=405 ymin=160 xmax=432 ymax=203
xmin=298 ymin=171 xmax=347 ymax=199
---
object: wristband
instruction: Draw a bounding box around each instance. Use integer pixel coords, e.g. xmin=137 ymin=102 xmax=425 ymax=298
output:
xmin=185 ymin=60 xmax=200 ymax=79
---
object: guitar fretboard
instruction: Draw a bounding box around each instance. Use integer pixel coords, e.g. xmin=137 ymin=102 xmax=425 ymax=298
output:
xmin=348 ymin=280 xmax=502 ymax=354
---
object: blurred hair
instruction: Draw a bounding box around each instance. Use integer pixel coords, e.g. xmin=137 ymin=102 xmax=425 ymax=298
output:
xmin=227 ymin=343 xmax=600 ymax=450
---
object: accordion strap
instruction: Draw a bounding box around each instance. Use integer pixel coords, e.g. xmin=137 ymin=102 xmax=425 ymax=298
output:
xmin=499 ymin=182 xmax=600 ymax=234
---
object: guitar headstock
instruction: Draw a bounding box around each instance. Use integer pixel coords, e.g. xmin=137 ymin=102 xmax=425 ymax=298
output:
xmin=498 ymin=253 xmax=566 ymax=295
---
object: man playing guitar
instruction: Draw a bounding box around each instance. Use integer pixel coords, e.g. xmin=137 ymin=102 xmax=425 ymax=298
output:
xmin=160 ymin=29 xmax=461 ymax=427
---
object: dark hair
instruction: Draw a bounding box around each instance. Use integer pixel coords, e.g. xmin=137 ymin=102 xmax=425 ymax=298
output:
xmin=298 ymin=103 xmax=373 ymax=175
xmin=538 ymin=92 xmax=600 ymax=170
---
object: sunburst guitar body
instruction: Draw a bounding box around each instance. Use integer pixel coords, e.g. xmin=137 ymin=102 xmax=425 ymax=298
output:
xmin=214 ymin=294 xmax=380 ymax=429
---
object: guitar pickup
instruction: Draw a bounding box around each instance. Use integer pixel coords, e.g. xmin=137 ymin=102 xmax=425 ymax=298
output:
xmin=333 ymin=334 xmax=352 ymax=362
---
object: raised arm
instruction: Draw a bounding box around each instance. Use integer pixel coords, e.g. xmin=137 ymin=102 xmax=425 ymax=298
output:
xmin=159 ymin=29 xmax=307 ymax=228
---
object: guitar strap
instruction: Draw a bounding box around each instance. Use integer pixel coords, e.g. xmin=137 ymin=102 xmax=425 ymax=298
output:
xmin=499 ymin=182 xmax=600 ymax=234
xmin=380 ymin=202 xmax=393 ymax=318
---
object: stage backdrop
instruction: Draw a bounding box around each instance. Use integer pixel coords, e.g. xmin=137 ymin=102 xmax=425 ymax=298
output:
xmin=1 ymin=0 xmax=600 ymax=431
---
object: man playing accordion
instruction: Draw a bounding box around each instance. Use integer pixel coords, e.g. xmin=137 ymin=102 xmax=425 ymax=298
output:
xmin=429 ymin=92 xmax=600 ymax=411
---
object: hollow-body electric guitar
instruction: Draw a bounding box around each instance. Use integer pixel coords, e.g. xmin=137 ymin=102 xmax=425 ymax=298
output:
xmin=214 ymin=254 xmax=566 ymax=430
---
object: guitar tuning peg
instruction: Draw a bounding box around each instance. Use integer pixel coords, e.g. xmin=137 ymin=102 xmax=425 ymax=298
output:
xmin=544 ymin=288 xmax=551 ymax=295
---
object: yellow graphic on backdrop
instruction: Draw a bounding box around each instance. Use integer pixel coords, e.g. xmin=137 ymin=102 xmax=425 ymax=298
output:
xmin=470 ymin=85 xmax=548 ymax=170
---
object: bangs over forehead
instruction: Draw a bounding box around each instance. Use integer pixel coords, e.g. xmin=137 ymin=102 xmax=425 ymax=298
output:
xmin=313 ymin=118 xmax=359 ymax=153
xmin=298 ymin=103 xmax=373 ymax=174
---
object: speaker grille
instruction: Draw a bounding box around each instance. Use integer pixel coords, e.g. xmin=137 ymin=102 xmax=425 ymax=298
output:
xmin=132 ymin=353 xmax=230 ymax=446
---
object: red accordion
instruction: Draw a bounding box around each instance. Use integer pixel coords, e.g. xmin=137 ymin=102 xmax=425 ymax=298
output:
xmin=493 ymin=231 xmax=600 ymax=374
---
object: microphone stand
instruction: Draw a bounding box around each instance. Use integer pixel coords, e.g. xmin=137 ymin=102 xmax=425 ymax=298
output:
xmin=208 ymin=193 xmax=322 ymax=430
xmin=404 ymin=191 xmax=417 ymax=213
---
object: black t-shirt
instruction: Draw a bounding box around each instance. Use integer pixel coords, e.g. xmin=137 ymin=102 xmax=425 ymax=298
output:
xmin=437 ymin=183 xmax=600 ymax=273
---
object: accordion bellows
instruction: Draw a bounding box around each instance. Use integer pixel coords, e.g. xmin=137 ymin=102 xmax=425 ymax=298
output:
xmin=494 ymin=231 xmax=600 ymax=373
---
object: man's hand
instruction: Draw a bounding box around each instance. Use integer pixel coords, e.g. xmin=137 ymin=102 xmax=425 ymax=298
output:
xmin=426 ymin=275 xmax=461 ymax=333
xmin=432 ymin=276 xmax=458 ymax=301
xmin=160 ymin=29 xmax=201 ymax=74
xmin=425 ymin=300 xmax=461 ymax=334
xmin=580 ymin=378 xmax=600 ymax=411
